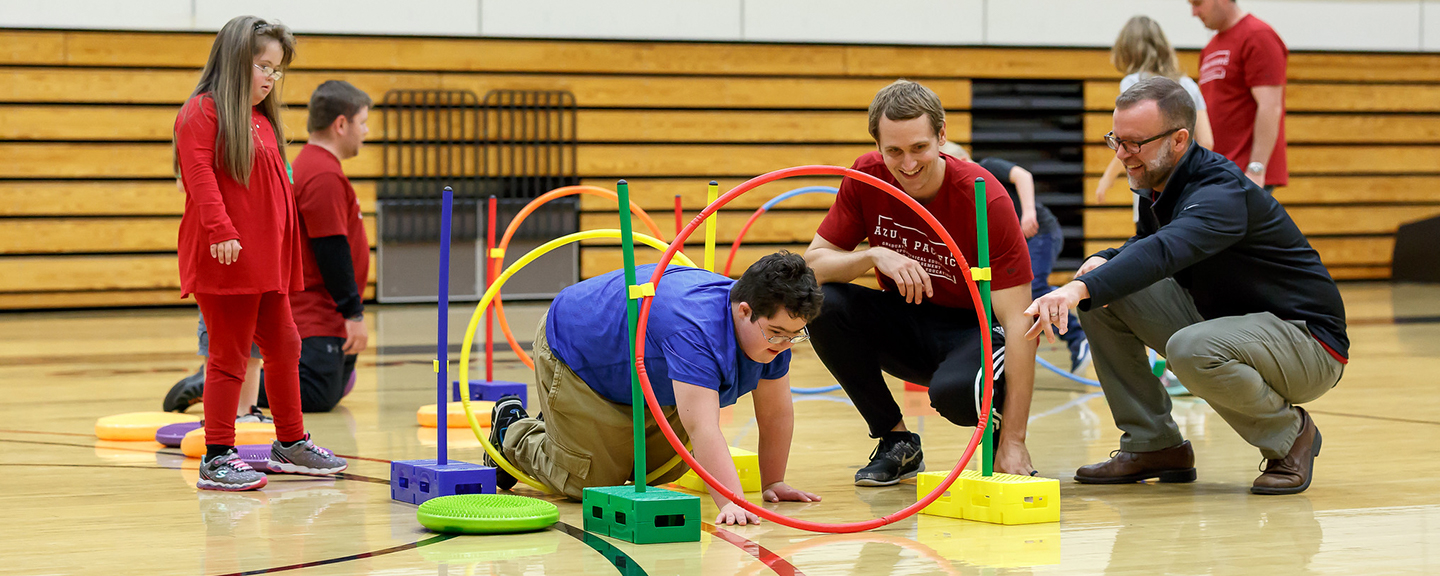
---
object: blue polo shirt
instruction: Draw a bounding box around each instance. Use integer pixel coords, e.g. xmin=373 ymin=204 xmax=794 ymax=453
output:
xmin=545 ymin=264 xmax=791 ymax=407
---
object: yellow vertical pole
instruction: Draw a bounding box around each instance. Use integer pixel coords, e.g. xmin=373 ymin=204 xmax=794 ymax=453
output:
xmin=703 ymin=180 xmax=718 ymax=272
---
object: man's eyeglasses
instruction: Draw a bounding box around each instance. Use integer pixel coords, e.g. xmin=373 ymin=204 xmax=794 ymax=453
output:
xmin=764 ymin=326 xmax=810 ymax=345
xmin=253 ymin=64 xmax=284 ymax=81
xmin=1105 ymin=129 xmax=1179 ymax=154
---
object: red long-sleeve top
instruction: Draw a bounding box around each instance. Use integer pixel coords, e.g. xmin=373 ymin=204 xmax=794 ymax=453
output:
xmin=174 ymin=94 xmax=303 ymax=297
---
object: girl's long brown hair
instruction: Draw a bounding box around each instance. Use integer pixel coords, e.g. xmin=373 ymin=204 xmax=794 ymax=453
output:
xmin=1111 ymin=15 xmax=1185 ymax=81
xmin=176 ymin=16 xmax=295 ymax=185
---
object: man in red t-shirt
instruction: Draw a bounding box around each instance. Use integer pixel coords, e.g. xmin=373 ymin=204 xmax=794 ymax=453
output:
xmin=804 ymin=80 xmax=1040 ymax=485
xmin=260 ymin=80 xmax=372 ymax=412
xmin=1192 ymin=0 xmax=1288 ymax=190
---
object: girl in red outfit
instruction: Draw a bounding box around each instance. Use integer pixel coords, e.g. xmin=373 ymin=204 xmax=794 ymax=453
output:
xmin=174 ymin=16 xmax=347 ymax=491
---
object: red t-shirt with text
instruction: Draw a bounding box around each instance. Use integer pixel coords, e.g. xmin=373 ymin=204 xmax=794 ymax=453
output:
xmin=1199 ymin=14 xmax=1289 ymax=186
xmin=815 ymin=152 xmax=1032 ymax=309
xmin=290 ymin=144 xmax=370 ymax=339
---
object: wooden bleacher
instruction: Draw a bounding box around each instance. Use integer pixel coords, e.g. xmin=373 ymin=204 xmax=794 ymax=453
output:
xmin=0 ymin=29 xmax=1435 ymax=309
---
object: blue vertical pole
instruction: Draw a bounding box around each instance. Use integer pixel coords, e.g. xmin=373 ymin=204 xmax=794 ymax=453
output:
xmin=438 ymin=186 xmax=453 ymax=466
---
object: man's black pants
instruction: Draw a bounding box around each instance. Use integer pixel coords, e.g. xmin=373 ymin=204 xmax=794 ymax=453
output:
xmin=259 ymin=336 xmax=356 ymax=413
xmin=808 ymin=283 xmax=1006 ymax=438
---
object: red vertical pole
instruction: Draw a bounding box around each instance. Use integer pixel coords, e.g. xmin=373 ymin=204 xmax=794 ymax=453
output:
xmin=486 ymin=195 xmax=497 ymax=383
xmin=674 ymin=194 xmax=684 ymax=253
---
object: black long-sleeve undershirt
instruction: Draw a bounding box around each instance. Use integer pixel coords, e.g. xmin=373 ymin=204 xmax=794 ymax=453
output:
xmin=309 ymin=235 xmax=363 ymax=319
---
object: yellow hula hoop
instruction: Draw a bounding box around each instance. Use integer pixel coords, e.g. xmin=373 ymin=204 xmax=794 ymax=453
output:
xmin=459 ymin=229 xmax=697 ymax=493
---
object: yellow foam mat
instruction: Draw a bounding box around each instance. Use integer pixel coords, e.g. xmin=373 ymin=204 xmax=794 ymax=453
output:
xmin=918 ymin=470 xmax=1060 ymax=525
xmin=179 ymin=422 xmax=277 ymax=458
xmin=673 ymin=446 xmax=760 ymax=493
xmin=417 ymin=401 xmax=495 ymax=428
xmin=94 ymin=412 xmax=201 ymax=441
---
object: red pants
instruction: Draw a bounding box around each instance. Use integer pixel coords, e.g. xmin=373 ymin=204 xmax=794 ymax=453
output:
xmin=195 ymin=292 xmax=306 ymax=446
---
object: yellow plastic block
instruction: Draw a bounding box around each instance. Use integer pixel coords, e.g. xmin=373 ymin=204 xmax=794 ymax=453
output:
xmin=417 ymin=401 xmax=495 ymax=428
xmin=916 ymin=471 xmax=966 ymax=519
xmin=916 ymin=514 xmax=1062 ymax=568
xmin=673 ymin=446 xmax=760 ymax=493
xmin=961 ymin=470 xmax=1060 ymax=525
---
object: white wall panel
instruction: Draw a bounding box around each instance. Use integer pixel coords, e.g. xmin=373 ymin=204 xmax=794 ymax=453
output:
xmin=2 ymin=0 xmax=1435 ymax=54
xmin=0 ymin=0 xmax=193 ymax=30
xmin=194 ymin=0 xmax=480 ymax=36
xmin=742 ymin=0 xmax=983 ymax=45
xmin=1246 ymin=1 xmax=1422 ymax=52
xmin=1422 ymin=0 xmax=1440 ymax=51
xmin=985 ymin=0 xmax=1210 ymax=49
xmin=480 ymin=0 xmax=742 ymax=41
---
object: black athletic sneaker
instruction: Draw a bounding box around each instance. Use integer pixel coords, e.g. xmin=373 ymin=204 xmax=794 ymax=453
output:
xmin=854 ymin=431 xmax=924 ymax=486
xmin=164 ymin=366 xmax=206 ymax=413
xmin=487 ymin=395 xmax=528 ymax=491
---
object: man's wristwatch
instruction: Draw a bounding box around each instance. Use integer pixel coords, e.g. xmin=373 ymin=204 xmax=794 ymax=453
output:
xmin=347 ymin=312 xmax=364 ymax=322
xmin=1245 ymin=161 xmax=1266 ymax=175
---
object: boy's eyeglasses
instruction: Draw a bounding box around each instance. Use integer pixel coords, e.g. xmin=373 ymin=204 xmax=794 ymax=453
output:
xmin=765 ymin=326 xmax=810 ymax=345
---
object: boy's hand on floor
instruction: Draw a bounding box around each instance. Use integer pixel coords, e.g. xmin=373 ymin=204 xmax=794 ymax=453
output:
xmin=715 ymin=502 xmax=761 ymax=526
xmin=762 ymin=482 xmax=821 ymax=503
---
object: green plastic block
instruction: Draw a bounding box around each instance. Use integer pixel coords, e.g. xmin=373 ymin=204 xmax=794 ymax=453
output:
xmin=582 ymin=487 xmax=614 ymax=536
xmin=582 ymin=485 xmax=700 ymax=544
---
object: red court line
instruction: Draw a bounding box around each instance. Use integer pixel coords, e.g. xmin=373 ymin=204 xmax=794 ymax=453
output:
xmin=332 ymin=453 xmax=392 ymax=464
xmin=704 ymin=523 xmax=805 ymax=576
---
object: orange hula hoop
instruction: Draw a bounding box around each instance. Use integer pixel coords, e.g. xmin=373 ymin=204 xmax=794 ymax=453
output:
xmin=492 ymin=186 xmax=665 ymax=370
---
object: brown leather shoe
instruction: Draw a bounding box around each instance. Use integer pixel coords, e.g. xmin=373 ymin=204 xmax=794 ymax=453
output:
xmin=1075 ymin=440 xmax=1197 ymax=484
xmin=1252 ymin=407 xmax=1322 ymax=495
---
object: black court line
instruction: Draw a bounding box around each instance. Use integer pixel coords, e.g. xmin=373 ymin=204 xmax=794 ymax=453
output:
xmin=1349 ymin=314 xmax=1440 ymax=326
xmin=211 ymin=534 xmax=458 ymax=576
xmin=1308 ymin=410 xmax=1440 ymax=427
xmin=334 ymin=471 xmax=391 ymax=485
xmin=0 ymin=463 xmax=179 ymax=470
xmin=0 ymin=437 xmax=188 ymax=458
xmin=0 ymin=428 xmax=95 ymax=437
xmin=552 ymin=520 xmax=650 ymax=576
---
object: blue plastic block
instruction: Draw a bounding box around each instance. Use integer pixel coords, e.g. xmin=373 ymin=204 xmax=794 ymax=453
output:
xmin=390 ymin=459 xmax=496 ymax=505
xmin=452 ymin=379 xmax=528 ymax=407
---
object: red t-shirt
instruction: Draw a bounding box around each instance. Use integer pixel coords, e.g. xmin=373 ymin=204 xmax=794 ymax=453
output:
xmin=174 ymin=95 xmax=303 ymax=296
xmin=290 ymin=144 xmax=370 ymax=339
xmin=1199 ymin=14 xmax=1289 ymax=186
xmin=815 ymin=152 xmax=1032 ymax=309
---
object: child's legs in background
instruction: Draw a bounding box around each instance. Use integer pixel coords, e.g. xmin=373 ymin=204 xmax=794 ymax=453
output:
xmin=238 ymin=358 xmax=262 ymax=413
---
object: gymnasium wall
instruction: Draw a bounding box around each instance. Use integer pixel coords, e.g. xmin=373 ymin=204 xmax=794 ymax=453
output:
xmin=0 ymin=28 xmax=1436 ymax=310
xmin=2 ymin=0 xmax=1437 ymax=52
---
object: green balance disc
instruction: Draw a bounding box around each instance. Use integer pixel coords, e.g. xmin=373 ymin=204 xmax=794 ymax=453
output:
xmin=416 ymin=494 xmax=560 ymax=534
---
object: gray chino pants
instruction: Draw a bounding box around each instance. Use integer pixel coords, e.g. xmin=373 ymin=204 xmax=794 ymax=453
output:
xmin=1078 ymin=278 xmax=1344 ymax=459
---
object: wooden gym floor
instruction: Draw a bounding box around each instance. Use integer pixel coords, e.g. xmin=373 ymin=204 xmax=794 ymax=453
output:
xmin=2 ymin=282 xmax=1438 ymax=575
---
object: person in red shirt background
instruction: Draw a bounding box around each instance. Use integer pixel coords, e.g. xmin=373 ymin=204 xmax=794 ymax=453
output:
xmin=173 ymin=15 xmax=347 ymax=491
xmin=803 ymin=80 xmax=1040 ymax=486
xmin=256 ymin=80 xmax=372 ymax=413
xmin=1192 ymin=0 xmax=1288 ymax=190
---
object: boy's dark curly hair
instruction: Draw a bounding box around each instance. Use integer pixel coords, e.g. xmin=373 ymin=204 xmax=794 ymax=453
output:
xmin=730 ymin=251 xmax=824 ymax=322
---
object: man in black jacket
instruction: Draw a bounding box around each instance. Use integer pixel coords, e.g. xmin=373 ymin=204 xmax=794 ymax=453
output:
xmin=1026 ymin=77 xmax=1347 ymax=495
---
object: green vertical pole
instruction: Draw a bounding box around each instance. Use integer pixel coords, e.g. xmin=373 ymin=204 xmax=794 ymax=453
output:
xmin=975 ymin=177 xmax=995 ymax=477
xmin=618 ymin=179 xmax=647 ymax=493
